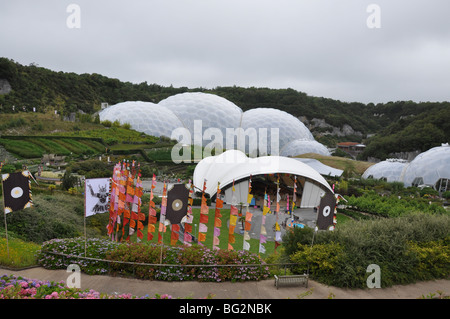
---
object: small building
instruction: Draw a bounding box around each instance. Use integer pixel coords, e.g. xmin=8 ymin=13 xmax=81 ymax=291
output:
xmin=337 ymin=142 xmax=366 ymax=158
xmin=41 ymin=154 xmax=67 ymax=167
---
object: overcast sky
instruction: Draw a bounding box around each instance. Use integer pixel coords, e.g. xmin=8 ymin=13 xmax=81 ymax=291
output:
xmin=1 ymin=0 xmax=450 ymax=104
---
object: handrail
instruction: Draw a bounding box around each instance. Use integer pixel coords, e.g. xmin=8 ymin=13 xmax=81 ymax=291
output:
xmin=41 ymin=250 xmax=299 ymax=268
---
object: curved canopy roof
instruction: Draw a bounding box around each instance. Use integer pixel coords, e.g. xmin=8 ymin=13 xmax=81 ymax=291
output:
xmin=193 ymin=150 xmax=333 ymax=197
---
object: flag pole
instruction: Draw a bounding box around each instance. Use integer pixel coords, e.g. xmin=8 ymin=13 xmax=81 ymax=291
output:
xmin=84 ymin=179 xmax=87 ymax=257
xmin=2 ymin=183 xmax=9 ymax=259
xmin=84 ymin=214 xmax=87 ymax=257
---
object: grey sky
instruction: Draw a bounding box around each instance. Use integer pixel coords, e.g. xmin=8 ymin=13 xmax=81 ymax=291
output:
xmin=1 ymin=0 xmax=449 ymax=104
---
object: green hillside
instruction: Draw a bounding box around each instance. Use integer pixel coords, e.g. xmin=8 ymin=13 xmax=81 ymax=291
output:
xmin=1 ymin=57 xmax=449 ymax=160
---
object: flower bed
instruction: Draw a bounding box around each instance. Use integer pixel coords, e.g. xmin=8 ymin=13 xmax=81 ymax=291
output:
xmin=37 ymin=237 xmax=120 ymax=275
xmin=107 ymin=243 xmax=270 ymax=282
xmin=37 ymin=238 xmax=270 ymax=282
xmin=0 ymin=274 xmax=172 ymax=299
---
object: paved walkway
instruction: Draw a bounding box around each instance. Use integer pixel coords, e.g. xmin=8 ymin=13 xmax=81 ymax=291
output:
xmin=1 ymin=267 xmax=448 ymax=299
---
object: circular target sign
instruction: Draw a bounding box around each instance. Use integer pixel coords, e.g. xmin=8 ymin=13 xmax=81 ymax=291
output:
xmin=323 ymin=205 xmax=331 ymax=217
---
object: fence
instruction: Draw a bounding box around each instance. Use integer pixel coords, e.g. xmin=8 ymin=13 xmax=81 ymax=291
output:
xmin=42 ymin=250 xmax=301 ymax=277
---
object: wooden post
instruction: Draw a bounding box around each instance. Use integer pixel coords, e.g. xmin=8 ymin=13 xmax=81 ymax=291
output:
xmin=1 ymin=178 xmax=9 ymax=259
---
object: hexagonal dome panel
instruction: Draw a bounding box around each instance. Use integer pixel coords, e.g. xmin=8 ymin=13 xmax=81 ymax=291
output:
xmin=400 ymin=144 xmax=450 ymax=187
xmin=362 ymin=159 xmax=408 ymax=183
xmin=280 ymin=139 xmax=331 ymax=157
xmin=99 ymin=101 xmax=184 ymax=139
xmin=158 ymin=92 xmax=243 ymax=146
xmin=240 ymin=108 xmax=314 ymax=155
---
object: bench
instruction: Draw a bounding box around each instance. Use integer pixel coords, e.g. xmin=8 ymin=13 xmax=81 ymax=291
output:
xmin=274 ymin=274 xmax=308 ymax=289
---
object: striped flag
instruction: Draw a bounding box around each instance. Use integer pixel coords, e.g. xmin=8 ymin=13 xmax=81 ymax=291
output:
xmin=243 ymin=176 xmax=252 ymax=251
xmin=275 ymin=176 xmax=281 ymax=251
xmin=198 ymin=180 xmax=208 ymax=243
xmin=259 ymin=191 xmax=269 ymax=255
xmin=213 ymin=183 xmax=223 ymax=250
xmin=107 ymin=163 xmax=121 ymax=239
xmin=158 ymin=182 xmax=168 ymax=244
xmin=147 ymin=174 xmax=157 ymax=241
xmin=183 ymin=180 xmax=194 ymax=246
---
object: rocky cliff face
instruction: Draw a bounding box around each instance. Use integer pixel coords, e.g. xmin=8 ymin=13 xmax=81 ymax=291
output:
xmin=0 ymin=79 xmax=12 ymax=95
xmin=299 ymin=117 xmax=364 ymax=137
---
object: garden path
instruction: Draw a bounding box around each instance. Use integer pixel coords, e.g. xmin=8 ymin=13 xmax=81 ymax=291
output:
xmin=1 ymin=266 xmax=448 ymax=299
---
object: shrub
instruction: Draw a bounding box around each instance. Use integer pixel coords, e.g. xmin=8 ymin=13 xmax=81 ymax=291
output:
xmin=101 ymin=120 xmax=112 ymax=127
xmin=283 ymin=213 xmax=450 ymax=288
xmin=345 ymin=192 xmax=446 ymax=217
xmin=38 ymin=237 xmax=119 ymax=275
xmin=407 ymin=238 xmax=450 ymax=280
xmin=290 ymin=242 xmax=344 ymax=283
xmin=282 ymin=227 xmax=315 ymax=257
xmin=38 ymin=238 xmax=269 ymax=282
xmin=107 ymin=243 xmax=270 ymax=282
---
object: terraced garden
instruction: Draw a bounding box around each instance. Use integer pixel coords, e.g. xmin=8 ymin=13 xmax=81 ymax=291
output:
xmin=0 ymin=136 xmax=105 ymax=158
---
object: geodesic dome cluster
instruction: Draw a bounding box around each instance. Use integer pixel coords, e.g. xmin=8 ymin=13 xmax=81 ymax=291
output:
xmin=362 ymin=144 xmax=450 ymax=192
xmin=99 ymin=92 xmax=329 ymax=157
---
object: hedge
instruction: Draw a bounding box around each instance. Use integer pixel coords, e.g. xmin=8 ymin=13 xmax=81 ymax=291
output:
xmin=37 ymin=238 xmax=270 ymax=282
xmin=285 ymin=213 xmax=450 ymax=288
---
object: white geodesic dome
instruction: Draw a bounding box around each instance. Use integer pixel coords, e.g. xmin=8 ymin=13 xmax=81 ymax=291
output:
xmin=240 ymin=108 xmax=314 ymax=155
xmin=98 ymin=101 xmax=184 ymax=138
xmin=158 ymin=92 xmax=243 ymax=147
xmin=99 ymin=92 xmax=327 ymax=157
xmin=400 ymin=144 xmax=450 ymax=188
xmin=362 ymin=159 xmax=408 ymax=183
xmin=280 ymin=139 xmax=331 ymax=157
xmin=361 ymin=144 xmax=450 ymax=192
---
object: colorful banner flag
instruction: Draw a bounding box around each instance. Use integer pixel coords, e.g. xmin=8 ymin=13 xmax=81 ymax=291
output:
xmin=85 ymin=178 xmax=110 ymax=217
xmin=274 ymin=176 xmax=281 ymax=251
xmin=198 ymin=180 xmax=208 ymax=243
xmin=228 ymin=176 xmax=238 ymax=251
xmin=286 ymin=193 xmax=289 ymax=212
xmin=243 ymin=176 xmax=252 ymax=251
xmin=213 ymin=184 xmax=223 ymax=250
xmin=135 ymin=173 xmax=144 ymax=241
xmin=158 ymin=182 xmax=168 ymax=244
xmin=182 ymin=180 xmax=195 ymax=246
xmin=199 ymin=222 xmax=208 ymax=233
xmin=106 ymin=163 xmax=120 ymax=240
xmin=259 ymin=190 xmax=269 ymax=255
xmin=2 ymin=171 xmax=32 ymax=214
xmin=147 ymin=174 xmax=157 ymax=241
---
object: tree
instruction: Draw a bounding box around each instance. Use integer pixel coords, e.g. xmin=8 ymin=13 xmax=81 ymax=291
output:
xmin=61 ymin=171 xmax=77 ymax=190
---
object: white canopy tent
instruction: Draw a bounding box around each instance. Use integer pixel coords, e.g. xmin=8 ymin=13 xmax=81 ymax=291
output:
xmin=193 ymin=150 xmax=333 ymax=207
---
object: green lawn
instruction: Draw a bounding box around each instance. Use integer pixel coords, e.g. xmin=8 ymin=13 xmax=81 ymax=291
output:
xmin=0 ymin=236 xmax=41 ymax=268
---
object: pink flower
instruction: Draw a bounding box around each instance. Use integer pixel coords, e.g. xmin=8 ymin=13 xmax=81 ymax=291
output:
xmin=45 ymin=291 xmax=60 ymax=299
